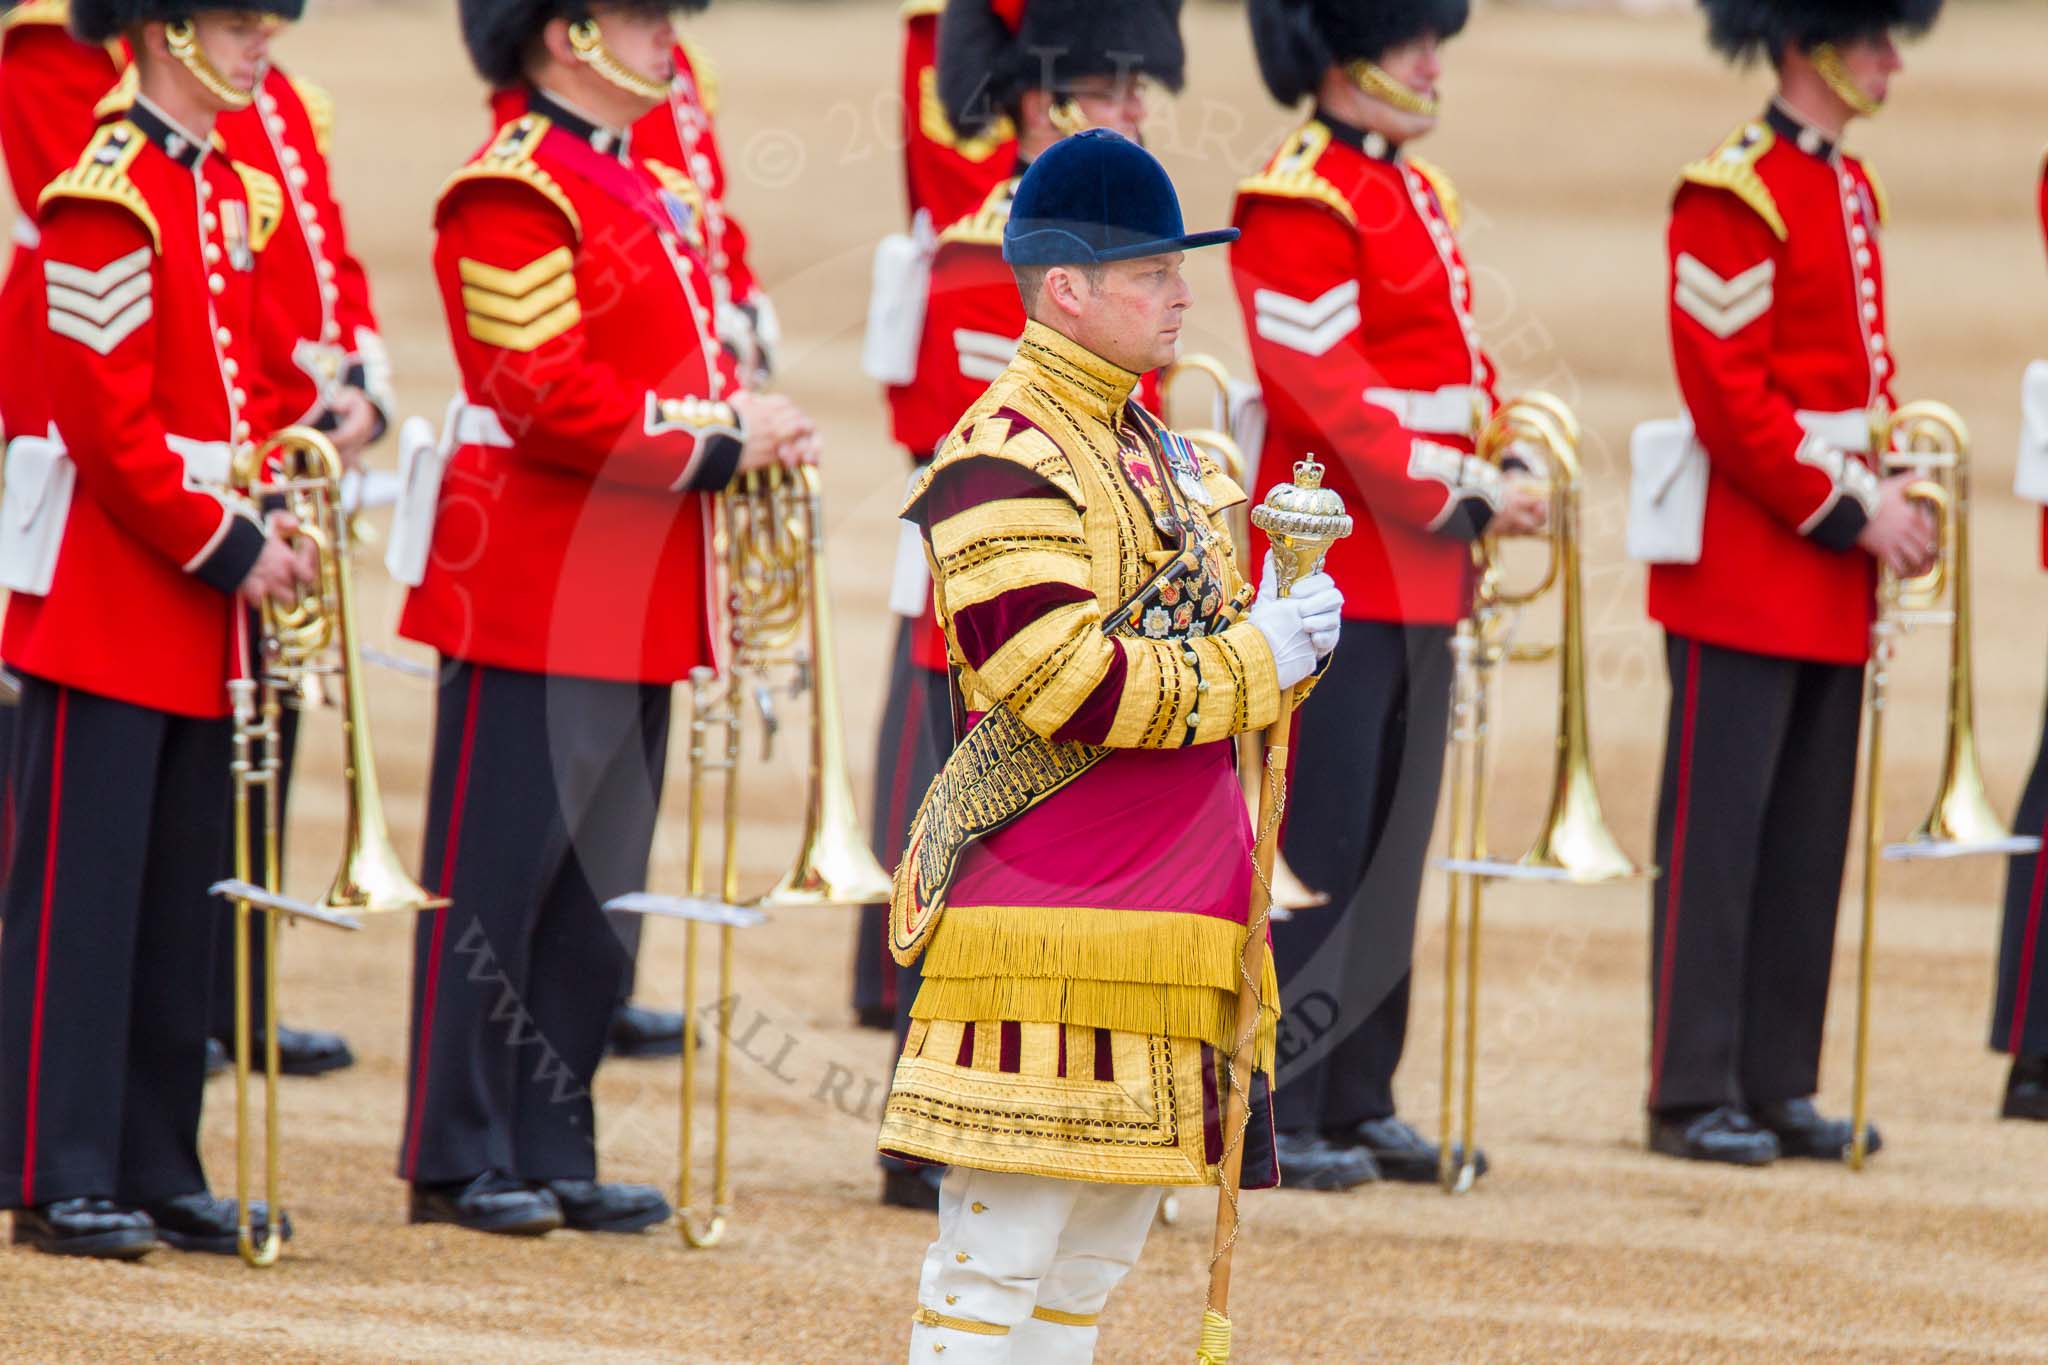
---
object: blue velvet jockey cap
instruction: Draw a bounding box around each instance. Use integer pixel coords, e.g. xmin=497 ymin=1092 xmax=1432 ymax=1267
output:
xmin=1002 ymin=129 xmax=1239 ymax=266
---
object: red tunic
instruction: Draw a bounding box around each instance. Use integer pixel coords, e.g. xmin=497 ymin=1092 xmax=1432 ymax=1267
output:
xmin=216 ymin=67 xmax=385 ymax=432
xmin=898 ymin=0 xmax=1016 ymax=230
xmin=398 ymin=101 xmax=742 ymax=685
xmin=1231 ymin=115 xmax=1500 ymax=626
xmin=1647 ymin=105 xmax=1892 ymax=665
xmin=0 ymin=13 xmax=124 ymax=439
xmin=3 ymin=106 xmax=271 ymax=716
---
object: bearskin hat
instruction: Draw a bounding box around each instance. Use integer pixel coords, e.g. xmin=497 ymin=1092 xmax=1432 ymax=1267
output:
xmin=937 ymin=0 xmax=1185 ymax=141
xmin=1249 ymin=0 xmax=1469 ymax=107
xmin=1700 ymin=0 xmax=1944 ymax=65
xmin=70 ymin=0 xmax=306 ymax=44
xmin=457 ymin=0 xmax=704 ymax=88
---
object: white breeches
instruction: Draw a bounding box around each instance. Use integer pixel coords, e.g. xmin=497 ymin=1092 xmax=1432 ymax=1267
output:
xmin=906 ymin=1167 xmax=1164 ymax=1363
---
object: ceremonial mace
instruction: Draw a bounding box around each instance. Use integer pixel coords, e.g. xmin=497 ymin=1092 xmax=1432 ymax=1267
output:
xmin=1199 ymin=457 xmax=1351 ymax=1364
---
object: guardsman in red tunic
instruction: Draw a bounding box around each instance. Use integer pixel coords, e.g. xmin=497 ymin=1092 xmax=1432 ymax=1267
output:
xmin=0 ymin=0 xmax=311 ymax=1259
xmin=195 ymin=52 xmax=386 ymax=1079
xmin=0 ymin=0 xmax=124 ymax=443
xmin=0 ymin=1 xmax=125 ymax=885
xmin=483 ymin=8 xmax=776 ymax=1063
xmin=1634 ymin=0 xmax=1941 ymax=1165
xmin=1230 ymin=0 xmax=1545 ymax=1192
xmin=394 ymin=0 xmax=814 ymax=1238
xmin=862 ymin=0 xmax=1184 ymax=1213
xmin=848 ymin=0 xmax=1017 ymax=1044
xmin=1990 ymin=149 xmax=2048 ymax=1121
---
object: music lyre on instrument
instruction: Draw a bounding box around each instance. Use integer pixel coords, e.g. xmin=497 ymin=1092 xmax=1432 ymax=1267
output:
xmin=605 ymin=461 xmax=886 ymax=1248
xmin=211 ymin=425 xmax=447 ymax=1267
xmin=1851 ymin=402 xmax=2037 ymax=1169
xmin=1434 ymin=393 xmax=1646 ymax=1194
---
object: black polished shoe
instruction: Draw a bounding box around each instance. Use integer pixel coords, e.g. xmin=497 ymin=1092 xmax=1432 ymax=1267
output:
xmin=2002 ymin=1056 xmax=2048 ymax=1120
xmin=542 ymin=1180 xmax=671 ymax=1234
xmin=409 ymin=1172 xmax=562 ymax=1236
xmin=1275 ymin=1131 xmax=1379 ymax=1191
xmin=1344 ymin=1115 xmax=1487 ymax=1185
xmin=1752 ymin=1097 xmax=1877 ymax=1161
xmin=211 ymin=1027 xmax=355 ymax=1078
xmin=880 ymin=1165 xmax=943 ymax=1211
xmin=10 ymin=1198 xmax=158 ymax=1259
xmin=141 ymin=1191 xmax=292 ymax=1255
xmin=1647 ymin=1105 xmax=1780 ymax=1165
xmin=607 ymin=1002 xmax=686 ymax=1058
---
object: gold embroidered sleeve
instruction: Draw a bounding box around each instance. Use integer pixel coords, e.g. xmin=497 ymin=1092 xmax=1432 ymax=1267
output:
xmin=929 ymin=479 xmax=1280 ymax=749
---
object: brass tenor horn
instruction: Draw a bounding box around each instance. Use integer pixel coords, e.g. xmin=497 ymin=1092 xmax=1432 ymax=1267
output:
xmin=1849 ymin=401 xmax=2037 ymax=1170
xmin=1437 ymin=394 xmax=1644 ymax=1194
xmin=212 ymin=426 xmax=443 ymax=1266
xmin=1159 ymin=355 xmax=1327 ymax=914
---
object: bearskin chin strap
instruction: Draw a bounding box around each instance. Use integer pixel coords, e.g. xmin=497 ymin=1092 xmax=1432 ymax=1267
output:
xmin=567 ymin=19 xmax=670 ymax=102
xmin=1345 ymin=59 xmax=1439 ymax=119
xmin=1047 ymin=97 xmax=1091 ymax=137
xmin=165 ymin=20 xmax=256 ymax=110
xmin=1811 ymin=43 xmax=1884 ymax=119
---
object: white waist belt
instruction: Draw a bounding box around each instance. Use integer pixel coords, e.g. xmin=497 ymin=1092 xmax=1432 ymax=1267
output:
xmin=1794 ymin=407 xmax=1874 ymax=454
xmin=166 ymin=435 xmax=232 ymax=488
xmin=11 ymin=216 xmax=38 ymax=251
xmin=451 ymin=401 xmax=512 ymax=449
xmin=1364 ymin=384 xmax=1483 ymax=438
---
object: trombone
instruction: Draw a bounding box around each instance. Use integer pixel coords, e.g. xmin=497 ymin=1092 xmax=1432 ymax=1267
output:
xmin=1158 ymin=355 xmax=1327 ymax=915
xmin=1436 ymin=394 xmax=1644 ymax=1193
xmin=211 ymin=426 xmax=448 ymax=1265
xmin=603 ymin=459 xmax=880 ymax=1247
xmin=1849 ymin=401 xmax=2037 ymax=1169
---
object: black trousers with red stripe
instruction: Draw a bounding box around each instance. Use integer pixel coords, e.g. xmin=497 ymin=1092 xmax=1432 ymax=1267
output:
xmin=1648 ymin=634 xmax=1863 ymax=1115
xmin=852 ymin=620 xmax=952 ymax=1023
xmin=1990 ymin=694 xmax=2048 ymax=1057
xmin=398 ymin=661 xmax=667 ymax=1186
xmin=1270 ymin=621 xmax=1451 ymax=1135
xmin=0 ymin=674 xmax=227 ymax=1209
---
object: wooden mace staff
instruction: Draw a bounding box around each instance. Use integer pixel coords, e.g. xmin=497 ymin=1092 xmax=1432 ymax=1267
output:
xmin=1199 ymin=457 xmax=1352 ymax=1364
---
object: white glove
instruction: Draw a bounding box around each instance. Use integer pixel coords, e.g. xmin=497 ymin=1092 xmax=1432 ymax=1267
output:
xmin=1250 ymin=552 xmax=1344 ymax=688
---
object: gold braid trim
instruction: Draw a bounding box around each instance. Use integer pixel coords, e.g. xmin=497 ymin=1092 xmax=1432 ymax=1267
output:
xmin=919 ymin=65 xmax=1012 ymax=164
xmin=677 ymin=33 xmax=719 ymax=117
xmin=287 ymin=74 xmax=334 ymax=157
xmin=1032 ymin=1307 xmax=1101 ymax=1328
xmin=1858 ymin=159 xmax=1890 ymax=227
xmin=437 ymin=116 xmax=581 ymax=240
xmin=1679 ymin=122 xmax=1787 ymax=242
xmin=937 ymin=176 xmax=1019 ymax=247
xmin=900 ymin=0 xmax=944 ymax=16
xmin=41 ymin=121 xmax=159 ymax=252
xmin=1407 ymin=154 xmax=1462 ymax=233
xmin=0 ymin=0 xmax=67 ymax=29
xmin=912 ymin=1308 xmax=1009 ymax=1336
xmin=1235 ymin=121 xmax=1355 ymax=227
xmin=233 ymin=162 xmax=284 ymax=253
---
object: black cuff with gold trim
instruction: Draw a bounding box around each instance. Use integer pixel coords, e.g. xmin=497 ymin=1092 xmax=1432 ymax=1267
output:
xmin=195 ymin=515 xmax=268 ymax=595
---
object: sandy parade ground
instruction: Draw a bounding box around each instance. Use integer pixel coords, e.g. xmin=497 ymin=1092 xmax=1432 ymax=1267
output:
xmin=4 ymin=0 xmax=2048 ymax=1359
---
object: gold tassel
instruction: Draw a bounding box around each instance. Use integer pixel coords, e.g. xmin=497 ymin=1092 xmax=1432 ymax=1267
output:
xmin=922 ymin=904 xmax=1255 ymax=990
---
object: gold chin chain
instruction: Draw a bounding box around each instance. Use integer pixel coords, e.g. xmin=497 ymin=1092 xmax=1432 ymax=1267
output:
xmin=165 ymin=20 xmax=255 ymax=110
xmin=568 ymin=20 xmax=670 ymax=102
xmin=1812 ymin=43 xmax=1884 ymax=118
xmin=1346 ymin=60 xmax=1439 ymax=119
xmin=1047 ymin=97 xmax=1091 ymax=137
